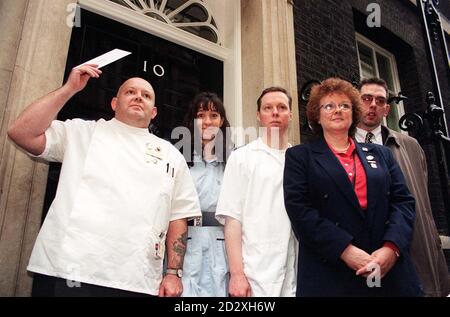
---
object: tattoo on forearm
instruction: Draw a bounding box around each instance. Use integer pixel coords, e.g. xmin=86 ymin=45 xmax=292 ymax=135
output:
xmin=171 ymin=231 xmax=187 ymax=268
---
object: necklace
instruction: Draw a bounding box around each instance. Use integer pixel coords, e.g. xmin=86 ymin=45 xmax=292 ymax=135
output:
xmin=333 ymin=142 xmax=351 ymax=153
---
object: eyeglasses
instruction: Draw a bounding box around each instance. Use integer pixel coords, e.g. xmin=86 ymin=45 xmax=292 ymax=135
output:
xmin=361 ymin=94 xmax=387 ymax=107
xmin=320 ymin=103 xmax=352 ymax=113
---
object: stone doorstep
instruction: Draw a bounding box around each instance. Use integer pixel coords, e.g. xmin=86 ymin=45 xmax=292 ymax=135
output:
xmin=440 ymin=235 xmax=450 ymax=250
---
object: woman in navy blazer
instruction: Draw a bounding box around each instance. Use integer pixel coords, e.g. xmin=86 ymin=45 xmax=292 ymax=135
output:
xmin=283 ymin=78 xmax=422 ymax=296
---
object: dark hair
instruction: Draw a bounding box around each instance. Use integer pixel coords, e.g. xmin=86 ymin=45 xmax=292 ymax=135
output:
xmin=307 ymin=77 xmax=362 ymax=136
xmin=257 ymin=87 xmax=292 ymax=111
xmin=358 ymin=77 xmax=389 ymax=95
xmin=183 ymin=92 xmax=232 ymax=167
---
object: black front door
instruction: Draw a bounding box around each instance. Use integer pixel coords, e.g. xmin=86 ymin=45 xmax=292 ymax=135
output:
xmin=60 ymin=9 xmax=223 ymax=138
xmin=32 ymin=9 xmax=223 ymax=296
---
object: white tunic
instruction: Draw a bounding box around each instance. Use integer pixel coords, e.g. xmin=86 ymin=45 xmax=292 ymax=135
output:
xmin=27 ymin=118 xmax=201 ymax=295
xmin=216 ymin=138 xmax=297 ymax=297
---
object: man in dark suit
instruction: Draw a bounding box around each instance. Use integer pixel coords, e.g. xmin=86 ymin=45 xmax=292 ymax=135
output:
xmin=355 ymin=77 xmax=450 ymax=297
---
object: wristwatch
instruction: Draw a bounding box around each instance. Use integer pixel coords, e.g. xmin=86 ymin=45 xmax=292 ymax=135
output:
xmin=166 ymin=268 xmax=183 ymax=278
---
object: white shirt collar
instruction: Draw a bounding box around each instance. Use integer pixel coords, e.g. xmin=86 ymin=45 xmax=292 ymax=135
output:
xmin=110 ymin=118 xmax=151 ymax=136
xmin=355 ymin=126 xmax=383 ymax=145
xmin=254 ymin=137 xmax=291 ymax=153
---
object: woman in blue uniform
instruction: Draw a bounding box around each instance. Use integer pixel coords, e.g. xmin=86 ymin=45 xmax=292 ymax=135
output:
xmin=181 ymin=92 xmax=233 ymax=296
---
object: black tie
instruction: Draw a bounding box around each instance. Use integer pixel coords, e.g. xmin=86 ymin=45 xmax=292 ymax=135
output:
xmin=365 ymin=132 xmax=375 ymax=143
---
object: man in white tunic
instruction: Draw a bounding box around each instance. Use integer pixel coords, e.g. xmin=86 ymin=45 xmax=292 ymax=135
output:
xmin=215 ymin=87 xmax=297 ymax=297
xmin=7 ymin=65 xmax=201 ymax=296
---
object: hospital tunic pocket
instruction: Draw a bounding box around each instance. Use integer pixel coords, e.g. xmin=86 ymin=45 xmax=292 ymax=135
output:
xmin=243 ymin=241 xmax=287 ymax=296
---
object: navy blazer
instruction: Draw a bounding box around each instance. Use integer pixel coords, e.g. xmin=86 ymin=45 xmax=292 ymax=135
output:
xmin=283 ymin=138 xmax=422 ymax=297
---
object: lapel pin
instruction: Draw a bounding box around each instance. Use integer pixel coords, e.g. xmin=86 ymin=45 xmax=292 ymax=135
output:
xmin=366 ymin=155 xmax=374 ymax=160
xmin=371 ymin=163 xmax=378 ymax=169
xmin=362 ymin=147 xmax=368 ymax=152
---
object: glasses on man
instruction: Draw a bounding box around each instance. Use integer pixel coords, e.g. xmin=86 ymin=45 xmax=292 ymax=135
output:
xmin=361 ymin=94 xmax=387 ymax=107
xmin=320 ymin=103 xmax=352 ymax=113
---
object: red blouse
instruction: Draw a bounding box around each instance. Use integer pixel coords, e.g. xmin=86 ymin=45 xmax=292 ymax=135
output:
xmin=328 ymin=138 xmax=400 ymax=256
xmin=328 ymin=138 xmax=367 ymax=210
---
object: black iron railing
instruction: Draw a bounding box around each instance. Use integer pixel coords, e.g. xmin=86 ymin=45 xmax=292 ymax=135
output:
xmin=398 ymin=0 xmax=450 ymax=233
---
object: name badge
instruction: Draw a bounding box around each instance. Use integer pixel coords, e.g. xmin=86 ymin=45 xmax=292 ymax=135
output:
xmin=154 ymin=232 xmax=166 ymax=259
xmin=145 ymin=143 xmax=166 ymax=163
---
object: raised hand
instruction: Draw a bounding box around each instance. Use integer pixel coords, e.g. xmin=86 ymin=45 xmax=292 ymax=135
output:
xmin=65 ymin=64 xmax=102 ymax=93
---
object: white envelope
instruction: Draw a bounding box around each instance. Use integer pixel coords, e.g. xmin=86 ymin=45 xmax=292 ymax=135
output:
xmin=76 ymin=49 xmax=132 ymax=69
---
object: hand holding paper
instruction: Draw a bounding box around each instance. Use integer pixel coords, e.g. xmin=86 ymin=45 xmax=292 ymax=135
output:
xmin=65 ymin=64 xmax=102 ymax=94
xmin=66 ymin=49 xmax=132 ymax=93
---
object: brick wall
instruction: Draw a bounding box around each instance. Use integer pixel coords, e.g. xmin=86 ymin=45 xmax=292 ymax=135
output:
xmin=351 ymin=0 xmax=450 ymax=126
xmin=293 ymin=0 xmax=360 ymax=143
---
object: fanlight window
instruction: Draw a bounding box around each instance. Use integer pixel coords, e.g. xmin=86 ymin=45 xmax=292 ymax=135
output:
xmin=109 ymin=0 xmax=221 ymax=44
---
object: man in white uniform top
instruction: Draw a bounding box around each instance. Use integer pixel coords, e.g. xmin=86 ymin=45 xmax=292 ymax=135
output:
xmin=215 ymin=87 xmax=298 ymax=297
xmin=7 ymin=64 xmax=201 ymax=296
